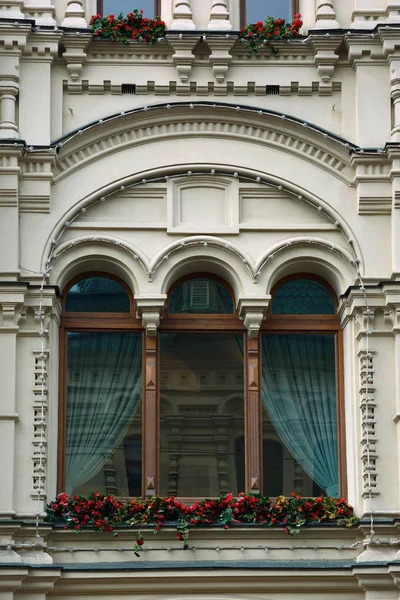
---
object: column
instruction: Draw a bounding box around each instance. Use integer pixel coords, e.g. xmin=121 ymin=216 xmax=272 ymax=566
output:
xmin=208 ymin=0 xmax=232 ymax=31
xmin=171 ymin=0 xmax=195 ymax=30
xmin=0 ymin=87 xmax=18 ymax=139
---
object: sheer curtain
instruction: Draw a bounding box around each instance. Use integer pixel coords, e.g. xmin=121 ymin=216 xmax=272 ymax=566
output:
xmin=261 ymin=334 xmax=338 ymax=497
xmin=66 ymin=332 xmax=142 ymax=494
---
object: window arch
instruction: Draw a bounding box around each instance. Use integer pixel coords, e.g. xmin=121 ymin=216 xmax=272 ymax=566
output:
xmin=59 ymin=271 xmax=345 ymax=499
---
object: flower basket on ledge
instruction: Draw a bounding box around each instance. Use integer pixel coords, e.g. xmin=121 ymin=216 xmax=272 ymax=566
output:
xmin=89 ymin=9 xmax=166 ymax=45
xmin=46 ymin=492 xmax=357 ymax=553
xmin=239 ymin=14 xmax=303 ymax=53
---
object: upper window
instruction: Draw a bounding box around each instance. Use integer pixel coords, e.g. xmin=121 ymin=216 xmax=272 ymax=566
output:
xmin=65 ymin=276 xmax=131 ymax=313
xmin=242 ymin=0 xmax=298 ymax=24
xmin=169 ymin=277 xmax=234 ymax=314
xmin=59 ymin=272 xmax=344 ymax=500
xmin=97 ymin=0 xmax=159 ymax=17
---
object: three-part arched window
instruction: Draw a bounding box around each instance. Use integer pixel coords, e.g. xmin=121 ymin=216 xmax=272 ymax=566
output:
xmin=60 ymin=272 xmax=344 ymax=498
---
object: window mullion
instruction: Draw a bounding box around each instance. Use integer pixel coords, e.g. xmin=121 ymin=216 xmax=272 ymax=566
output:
xmin=143 ymin=334 xmax=158 ymax=497
xmin=245 ymin=335 xmax=262 ymax=494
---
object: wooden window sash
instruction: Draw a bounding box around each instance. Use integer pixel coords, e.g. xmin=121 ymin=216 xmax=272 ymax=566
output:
xmin=240 ymin=0 xmax=300 ymax=27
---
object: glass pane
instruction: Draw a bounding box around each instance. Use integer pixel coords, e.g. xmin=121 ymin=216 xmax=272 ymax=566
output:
xmin=160 ymin=333 xmax=244 ymax=496
xmin=262 ymin=334 xmax=338 ymax=497
xmin=65 ymin=277 xmax=130 ymax=313
xmin=169 ymin=278 xmax=234 ymax=314
xmin=66 ymin=332 xmax=142 ymax=497
xmin=103 ymin=0 xmax=155 ymax=17
xmin=272 ymin=279 xmax=335 ymax=315
xmin=246 ymin=0 xmax=292 ymax=23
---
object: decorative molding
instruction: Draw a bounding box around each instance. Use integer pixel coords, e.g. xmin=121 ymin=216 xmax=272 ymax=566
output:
xmin=0 ymin=188 xmax=17 ymax=207
xmin=359 ymin=348 xmax=378 ymax=499
xmin=63 ymin=79 xmax=342 ymax=97
xmin=54 ymin=115 xmax=351 ymax=184
xmin=358 ymin=197 xmax=392 ymax=215
xmin=32 ymin=348 xmax=48 ymax=501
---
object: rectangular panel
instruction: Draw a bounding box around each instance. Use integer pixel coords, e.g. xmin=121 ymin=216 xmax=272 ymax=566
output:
xmin=65 ymin=331 xmax=142 ymax=497
xmin=159 ymin=333 xmax=244 ymax=497
xmin=246 ymin=0 xmax=293 ymax=23
xmin=261 ymin=334 xmax=338 ymax=497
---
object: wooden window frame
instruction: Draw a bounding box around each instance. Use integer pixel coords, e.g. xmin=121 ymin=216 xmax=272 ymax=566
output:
xmin=58 ymin=272 xmax=346 ymax=499
xmin=240 ymin=0 xmax=300 ymax=27
xmin=96 ymin=0 xmax=161 ymax=17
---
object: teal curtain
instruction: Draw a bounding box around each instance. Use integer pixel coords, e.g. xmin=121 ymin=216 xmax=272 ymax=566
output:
xmin=261 ymin=334 xmax=338 ymax=497
xmin=66 ymin=332 xmax=142 ymax=493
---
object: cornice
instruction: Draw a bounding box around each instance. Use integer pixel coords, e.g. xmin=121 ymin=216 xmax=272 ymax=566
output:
xmin=52 ymin=104 xmax=353 ymax=184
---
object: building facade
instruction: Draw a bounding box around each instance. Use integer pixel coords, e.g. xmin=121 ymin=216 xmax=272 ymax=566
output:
xmin=2 ymin=0 xmax=400 ymax=597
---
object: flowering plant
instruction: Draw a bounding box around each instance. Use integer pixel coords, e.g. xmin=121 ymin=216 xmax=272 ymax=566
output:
xmin=89 ymin=9 xmax=166 ymax=45
xmin=47 ymin=491 xmax=357 ymax=552
xmin=239 ymin=14 xmax=303 ymax=54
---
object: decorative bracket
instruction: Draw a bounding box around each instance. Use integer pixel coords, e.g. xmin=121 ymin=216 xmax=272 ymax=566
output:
xmin=238 ymin=297 xmax=270 ymax=339
xmin=207 ymin=36 xmax=236 ymax=83
xmin=310 ymin=36 xmax=341 ymax=93
xmin=167 ymin=34 xmax=198 ymax=83
xmin=62 ymin=33 xmax=91 ymax=82
xmin=135 ymin=295 xmax=167 ymax=337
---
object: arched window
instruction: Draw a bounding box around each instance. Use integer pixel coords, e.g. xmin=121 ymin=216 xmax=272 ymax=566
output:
xmin=60 ymin=274 xmax=142 ymax=497
xmin=59 ymin=272 xmax=345 ymax=499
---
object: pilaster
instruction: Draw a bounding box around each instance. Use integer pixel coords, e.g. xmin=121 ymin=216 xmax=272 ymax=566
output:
xmin=20 ymin=32 xmax=60 ymax=146
xmin=346 ymin=36 xmax=390 ymax=148
xmin=0 ymin=284 xmax=27 ymax=517
xmin=0 ymin=146 xmax=22 ymax=277
xmin=387 ymin=148 xmax=400 ymax=274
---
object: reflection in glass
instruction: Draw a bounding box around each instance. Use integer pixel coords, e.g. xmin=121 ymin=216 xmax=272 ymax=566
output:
xmin=272 ymin=279 xmax=335 ymax=315
xmin=103 ymin=0 xmax=155 ymax=17
xmin=169 ymin=278 xmax=233 ymax=314
xmin=66 ymin=332 xmax=142 ymax=496
xmin=65 ymin=277 xmax=130 ymax=313
xmin=246 ymin=0 xmax=293 ymax=23
xmin=262 ymin=334 xmax=338 ymax=497
xmin=160 ymin=333 xmax=244 ymax=497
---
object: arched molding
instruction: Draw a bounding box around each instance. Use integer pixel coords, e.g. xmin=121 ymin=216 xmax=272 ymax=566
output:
xmin=42 ymin=169 xmax=363 ymax=277
xmin=49 ymin=241 xmax=142 ymax=297
xmin=52 ymin=103 xmax=355 ymax=185
xmin=157 ymin=249 xmax=249 ymax=303
xmin=258 ymin=243 xmax=356 ymax=298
